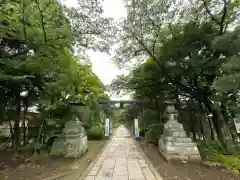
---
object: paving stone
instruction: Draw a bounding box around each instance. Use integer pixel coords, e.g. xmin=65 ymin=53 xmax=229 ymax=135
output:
xmin=84 ymin=125 xmax=162 ymax=180
xmin=142 ymin=168 xmax=157 ymax=180
xmin=85 ymin=176 xmax=96 ymax=180
xmin=94 ymin=176 xmax=111 ymax=180
xmin=128 ymin=164 xmax=145 ymax=180
xmin=88 ymin=166 xmax=101 ymax=176
xmin=114 ymin=164 xmax=128 ymax=176
xmin=138 ymin=159 xmax=146 ymax=164
xmin=98 ymin=160 xmax=115 ymax=174
xmin=139 ymin=163 xmax=148 ymax=169
xmin=112 ymin=175 xmax=129 ymax=180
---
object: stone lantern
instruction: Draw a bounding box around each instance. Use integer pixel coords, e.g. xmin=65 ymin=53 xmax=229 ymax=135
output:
xmin=50 ymin=100 xmax=88 ymax=157
xmin=158 ymin=102 xmax=201 ymax=162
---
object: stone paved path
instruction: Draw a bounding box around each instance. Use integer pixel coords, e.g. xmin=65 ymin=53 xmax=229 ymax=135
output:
xmin=84 ymin=125 xmax=163 ymax=180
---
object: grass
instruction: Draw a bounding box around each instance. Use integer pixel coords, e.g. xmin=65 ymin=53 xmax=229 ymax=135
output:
xmin=197 ymin=140 xmax=240 ymax=176
xmin=207 ymin=152 xmax=240 ymax=175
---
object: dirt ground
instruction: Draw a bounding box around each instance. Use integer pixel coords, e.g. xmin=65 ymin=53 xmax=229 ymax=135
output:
xmin=138 ymin=140 xmax=239 ymax=180
xmin=0 ymin=140 xmax=106 ymax=180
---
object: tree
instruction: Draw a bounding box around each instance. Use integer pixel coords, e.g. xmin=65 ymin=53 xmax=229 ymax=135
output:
xmin=1 ymin=0 xmax=73 ymax=150
xmin=213 ymin=27 xmax=240 ymax=93
xmin=0 ymin=0 xmax=114 ymax=151
xmin=112 ymin=0 xmax=240 ymax=151
xmin=64 ymin=0 xmax=117 ymax=57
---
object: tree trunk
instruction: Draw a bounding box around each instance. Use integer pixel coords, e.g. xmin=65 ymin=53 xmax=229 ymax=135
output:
xmin=204 ymin=99 xmax=234 ymax=153
xmin=34 ymin=118 xmax=45 ymax=154
xmin=208 ymin=116 xmax=215 ymax=140
xmin=9 ymin=121 xmax=14 ymax=148
xmin=155 ymin=99 xmax=161 ymax=122
xmin=141 ymin=99 xmax=146 ymax=134
xmin=190 ymin=116 xmax=196 ymax=141
xmin=198 ymin=101 xmax=212 ymax=143
xmin=199 ymin=116 xmax=205 ymax=141
xmin=220 ymin=104 xmax=236 ymax=142
xmin=188 ymin=99 xmax=196 ymax=140
xmin=13 ymin=92 xmax=21 ymax=152
xmin=22 ymin=103 xmax=28 ymax=145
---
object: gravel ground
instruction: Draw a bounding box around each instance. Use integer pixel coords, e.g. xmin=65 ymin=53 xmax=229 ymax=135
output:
xmin=138 ymin=140 xmax=239 ymax=180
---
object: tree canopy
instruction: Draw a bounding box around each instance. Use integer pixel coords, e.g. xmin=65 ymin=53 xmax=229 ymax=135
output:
xmin=0 ymin=0 xmax=114 ymax=151
xmin=111 ymin=0 xmax=240 ymax=152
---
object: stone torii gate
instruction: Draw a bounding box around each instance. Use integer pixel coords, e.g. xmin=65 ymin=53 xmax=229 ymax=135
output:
xmin=98 ymin=100 xmax=142 ymax=136
xmin=69 ymin=99 xmax=141 ymax=109
xmin=69 ymin=98 xmax=141 ymax=129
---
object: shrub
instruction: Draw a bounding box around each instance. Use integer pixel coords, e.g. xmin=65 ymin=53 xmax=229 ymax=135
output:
xmin=202 ymin=140 xmax=240 ymax=176
xmin=139 ymin=127 xmax=145 ymax=137
xmin=87 ymin=126 xmax=104 ymax=140
xmin=145 ymin=123 xmax=163 ymax=145
xmin=208 ymin=153 xmax=240 ymax=176
xmin=201 ymin=140 xmax=227 ymax=158
xmin=113 ymin=123 xmax=120 ymax=128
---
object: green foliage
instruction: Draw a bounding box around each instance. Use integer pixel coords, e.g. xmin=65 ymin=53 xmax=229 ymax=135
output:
xmin=113 ymin=123 xmax=120 ymax=128
xmin=201 ymin=140 xmax=227 ymax=156
xmin=19 ymin=141 xmax=43 ymax=153
xmin=145 ymin=123 xmax=163 ymax=145
xmin=139 ymin=127 xmax=145 ymax=137
xmin=0 ymin=0 xmax=114 ymax=151
xmin=87 ymin=126 xmax=104 ymax=140
xmin=213 ymin=27 xmax=240 ymax=93
xmin=111 ymin=0 xmax=240 ymax=154
xmin=202 ymin=140 xmax=240 ymax=176
xmin=64 ymin=0 xmax=116 ymax=53
xmin=110 ymin=0 xmax=240 ymax=174
xmin=142 ymin=109 xmax=160 ymax=127
xmin=55 ymin=148 xmax=66 ymax=156
xmin=210 ymin=154 xmax=240 ymax=175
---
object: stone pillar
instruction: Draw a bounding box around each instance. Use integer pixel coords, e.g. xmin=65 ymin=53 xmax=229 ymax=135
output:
xmin=50 ymin=117 xmax=88 ymax=158
xmin=158 ymin=103 xmax=201 ymax=162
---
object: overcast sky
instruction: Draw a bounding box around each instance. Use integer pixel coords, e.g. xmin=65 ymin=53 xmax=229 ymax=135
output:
xmin=63 ymin=0 xmax=130 ymax=100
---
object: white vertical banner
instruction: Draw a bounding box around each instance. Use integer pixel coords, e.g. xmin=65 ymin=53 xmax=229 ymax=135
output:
xmin=234 ymin=118 xmax=240 ymax=133
xmin=105 ymin=118 xmax=110 ymax=137
xmin=134 ymin=118 xmax=139 ymax=137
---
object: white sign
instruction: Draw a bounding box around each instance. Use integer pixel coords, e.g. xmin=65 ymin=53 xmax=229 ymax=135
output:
xmin=105 ymin=118 xmax=110 ymax=137
xmin=134 ymin=118 xmax=139 ymax=137
xmin=234 ymin=118 xmax=240 ymax=133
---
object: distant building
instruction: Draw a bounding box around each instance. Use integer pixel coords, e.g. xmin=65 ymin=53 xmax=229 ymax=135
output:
xmin=0 ymin=105 xmax=39 ymax=138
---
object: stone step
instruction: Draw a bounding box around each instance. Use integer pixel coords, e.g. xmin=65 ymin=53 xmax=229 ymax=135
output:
xmin=164 ymin=122 xmax=184 ymax=130
xmin=165 ymin=141 xmax=197 ymax=147
xmin=163 ymin=146 xmax=200 ymax=155
xmin=163 ymin=130 xmax=186 ymax=137
xmin=164 ymin=137 xmax=192 ymax=143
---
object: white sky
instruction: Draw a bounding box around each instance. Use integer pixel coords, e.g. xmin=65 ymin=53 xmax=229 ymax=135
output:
xmin=63 ymin=0 xmax=130 ymax=100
